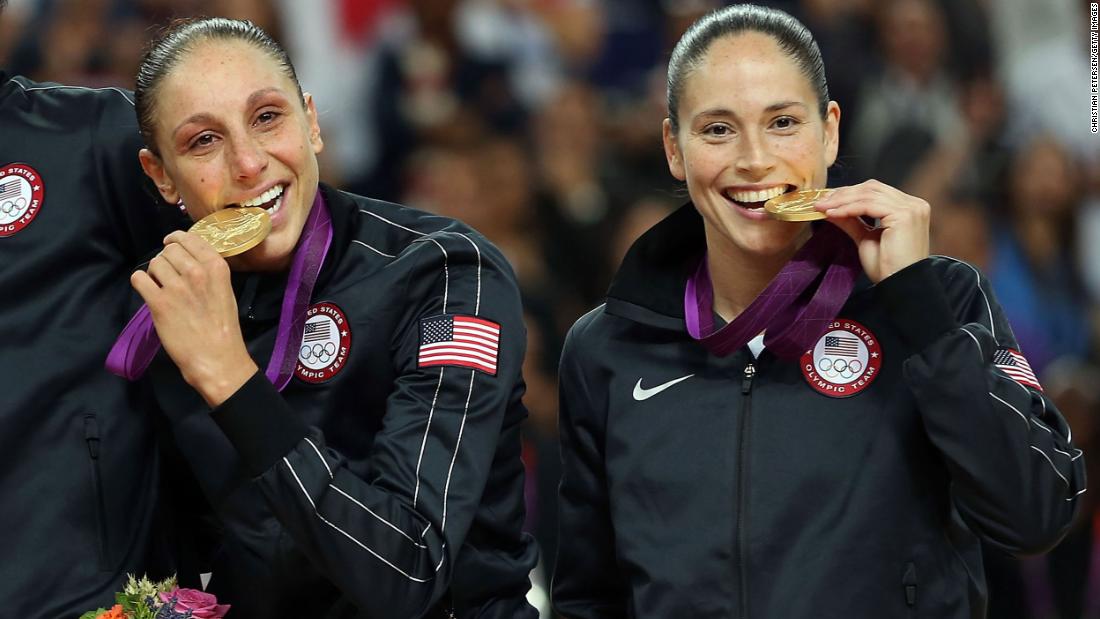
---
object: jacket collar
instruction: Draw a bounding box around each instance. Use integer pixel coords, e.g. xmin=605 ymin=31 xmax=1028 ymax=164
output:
xmin=232 ymin=182 xmax=354 ymax=321
xmin=605 ymin=203 xmax=704 ymax=328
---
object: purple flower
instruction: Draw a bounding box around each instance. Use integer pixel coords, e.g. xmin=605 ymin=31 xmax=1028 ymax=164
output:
xmin=159 ymin=588 xmax=230 ymax=619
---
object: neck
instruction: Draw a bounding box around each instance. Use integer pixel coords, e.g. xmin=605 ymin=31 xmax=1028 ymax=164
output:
xmin=704 ymin=224 xmax=811 ymax=323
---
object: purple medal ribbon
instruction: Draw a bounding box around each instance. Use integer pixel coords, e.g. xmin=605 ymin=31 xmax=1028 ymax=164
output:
xmin=684 ymin=223 xmax=860 ymax=360
xmin=106 ymin=191 xmax=333 ymax=392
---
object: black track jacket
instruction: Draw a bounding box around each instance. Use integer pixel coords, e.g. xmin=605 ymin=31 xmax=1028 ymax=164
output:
xmin=0 ymin=72 xmax=181 ymax=616
xmin=553 ymin=204 xmax=1086 ymax=619
xmin=150 ymin=185 xmax=539 ymax=618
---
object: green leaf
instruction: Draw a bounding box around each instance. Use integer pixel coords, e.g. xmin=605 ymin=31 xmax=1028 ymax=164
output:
xmin=78 ymin=610 xmax=108 ymax=619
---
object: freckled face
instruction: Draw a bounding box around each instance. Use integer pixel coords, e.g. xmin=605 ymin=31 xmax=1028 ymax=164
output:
xmin=662 ymin=32 xmax=840 ymax=259
xmin=140 ymin=40 xmax=323 ymax=271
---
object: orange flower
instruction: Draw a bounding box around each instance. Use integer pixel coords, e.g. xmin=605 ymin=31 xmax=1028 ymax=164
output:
xmin=97 ymin=605 xmax=125 ymax=619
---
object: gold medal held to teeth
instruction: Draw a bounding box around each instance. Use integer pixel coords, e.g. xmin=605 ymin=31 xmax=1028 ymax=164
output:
xmin=189 ymin=207 xmax=272 ymax=257
xmin=765 ymin=188 xmax=834 ymax=222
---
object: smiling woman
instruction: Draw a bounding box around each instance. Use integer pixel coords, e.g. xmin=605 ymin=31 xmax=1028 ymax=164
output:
xmin=553 ymin=5 xmax=1086 ymax=619
xmin=113 ymin=17 xmax=539 ymax=619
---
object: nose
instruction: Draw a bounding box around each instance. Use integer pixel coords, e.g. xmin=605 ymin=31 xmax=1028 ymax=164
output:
xmin=735 ymin=129 xmax=776 ymax=179
xmin=228 ymin=134 xmax=268 ymax=181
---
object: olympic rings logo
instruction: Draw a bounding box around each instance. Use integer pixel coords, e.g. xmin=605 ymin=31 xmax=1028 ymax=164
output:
xmin=300 ymin=340 xmax=337 ymax=365
xmin=816 ymin=356 xmax=864 ymax=381
xmin=0 ymin=197 xmax=28 ymax=220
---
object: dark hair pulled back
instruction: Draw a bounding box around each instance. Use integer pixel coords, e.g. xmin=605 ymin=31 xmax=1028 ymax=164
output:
xmin=135 ymin=17 xmax=303 ymax=154
xmin=667 ymin=4 xmax=829 ymax=134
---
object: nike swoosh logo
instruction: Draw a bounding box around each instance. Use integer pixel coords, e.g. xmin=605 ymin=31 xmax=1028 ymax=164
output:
xmin=633 ymin=374 xmax=694 ymax=401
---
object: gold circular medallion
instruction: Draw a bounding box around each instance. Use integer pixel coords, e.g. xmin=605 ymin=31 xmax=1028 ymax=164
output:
xmin=189 ymin=207 xmax=272 ymax=257
xmin=764 ymin=188 xmax=835 ymax=222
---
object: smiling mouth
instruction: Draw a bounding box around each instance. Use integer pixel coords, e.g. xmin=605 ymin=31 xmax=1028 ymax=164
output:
xmin=230 ymin=184 xmax=286 ymax=216
xmin=724 ymin=185 xmax=795 ymax=210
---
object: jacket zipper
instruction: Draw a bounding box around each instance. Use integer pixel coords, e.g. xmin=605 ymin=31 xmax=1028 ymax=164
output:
xmin=903 ymin=562 xmax=918 ymax=617
xmin=84 ymin=414 xmax=109 ymax=571
xmin=737 ymin=363 xmax=755 ymax=619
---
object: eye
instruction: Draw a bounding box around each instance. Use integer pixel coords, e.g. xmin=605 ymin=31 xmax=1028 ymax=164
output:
xmin=702 ymin=123 xmax=734 ymax=138
xmin=254 ymin=110 xmax=282 ymax=127
xmin=771 ymin=116 xmax=800 ymax=131
xmin=189 ymin=133 xmax=218 ymax=151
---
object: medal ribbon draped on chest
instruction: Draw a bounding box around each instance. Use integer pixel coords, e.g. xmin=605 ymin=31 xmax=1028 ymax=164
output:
xmin=105 ymin=192 xmax=333 ymax=392
xmin=683 ymin=222 xmax=860 ymax=359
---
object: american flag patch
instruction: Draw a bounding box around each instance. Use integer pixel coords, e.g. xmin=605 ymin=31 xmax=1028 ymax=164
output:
xmin=993 ymin=348 xmax=1042 ymax=391
xmin=824 ymin=335 xmax=859 ymax=357
xmin=418 ymin=315 xmax=500 ymax=375
xmin=0 ymin=180 xmax=19 ymax=200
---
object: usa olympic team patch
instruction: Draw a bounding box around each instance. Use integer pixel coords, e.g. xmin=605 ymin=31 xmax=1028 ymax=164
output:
xmin=295 ymin=302 xmax=351 ymax=383
xmin=801 ymin=318 xmax=882 ymax=398
xmin=0 ymin=163 xmax=45 ymax=237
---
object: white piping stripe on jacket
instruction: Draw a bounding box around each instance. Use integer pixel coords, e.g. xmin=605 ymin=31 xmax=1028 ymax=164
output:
xmin=360 ymin=208 xmax=427 ymax=237
xmin=283 ymin=457 xmax=432 ymax=582
xmin=940 ymin=256 xmax=995 ymax=338
xmin=440 ymin=370 xmax=476 ymax=536
xmin=9 ymin=77 xmax=135 ymax=104
xmin=304 ymin=438 xmax=429 ymax=549
xmin=305 ymin=437 xmax=334 ymax=478
xmin=352 ymin=239 xmax=396 ymax=258
xmin=957 ymin=328 xmax=1081 ymax=500
xmin=449 ymin=232 xmax=482 ymax=314
xmin=428 ymin=239 xmax=449 ymax=311
xmin=328 ymin=485 xmax=429 ymax=549
xmin=413 ymin=368 xmax=446 ymax=507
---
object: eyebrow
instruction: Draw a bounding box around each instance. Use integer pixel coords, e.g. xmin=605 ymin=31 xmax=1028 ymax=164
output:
xmin=695 ymin=101 xmax=808 ymax=120
xmin=171 ymin=87 xmax=289 ymax=139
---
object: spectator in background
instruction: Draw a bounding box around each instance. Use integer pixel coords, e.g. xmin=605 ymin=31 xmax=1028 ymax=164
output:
xmin=847 ymin=0 xmax=964 ymax=182
xmin=987 ymin=136 xmax=1091 ymax=375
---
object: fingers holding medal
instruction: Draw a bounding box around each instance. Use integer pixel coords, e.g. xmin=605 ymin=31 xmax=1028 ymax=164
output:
xmin=130 ymin=209 xmax=263 ymax=402
xmin=768 ymin=180 xmax=930 ymax=284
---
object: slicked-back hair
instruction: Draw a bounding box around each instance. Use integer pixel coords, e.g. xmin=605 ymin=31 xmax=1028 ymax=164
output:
xmin=135 ymin=17 xmax=303 ymax=154
xmin=667 ymin=4 xmax=829 ymax=134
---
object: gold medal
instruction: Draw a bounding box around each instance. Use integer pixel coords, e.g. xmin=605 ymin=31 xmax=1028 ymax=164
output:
xmin=189 ymin=207 xmax=272 ymax=257
xmin=764 ymin=188 xmax=835 ymax=222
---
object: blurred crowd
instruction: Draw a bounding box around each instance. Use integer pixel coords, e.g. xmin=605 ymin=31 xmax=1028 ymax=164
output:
xmin=3 ymin=0 xmax=1098 ymax=616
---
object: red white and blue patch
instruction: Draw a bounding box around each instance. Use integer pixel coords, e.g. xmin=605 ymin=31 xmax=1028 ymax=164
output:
xmin=993 ymin=348 xmax=1042 ymax=391
xmin=418 ymin=314 xmax=500 ymax=375
xmin=0 ymin=163 xmax=45 ymax=237
xmin=295 ymin=302 xmax=352 ymax=384
xmin=801 ymin=318 xmax=882 ymax=398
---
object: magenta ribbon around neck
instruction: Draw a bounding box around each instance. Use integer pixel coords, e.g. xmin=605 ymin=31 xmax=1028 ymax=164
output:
xmin=106 ymin=191 xmax=333 ymax=392
xmin=684 ymin=222 xmax=860 ymax=360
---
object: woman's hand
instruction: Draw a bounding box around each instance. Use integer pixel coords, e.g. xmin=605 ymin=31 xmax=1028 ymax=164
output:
xmin=816 ymin=179 xmax=931 ymax=283
xmin=131 ymin=230 xmax=258 ymax=407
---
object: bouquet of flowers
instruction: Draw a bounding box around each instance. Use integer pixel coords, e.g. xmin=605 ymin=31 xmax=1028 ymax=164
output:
xmin=79 ymin=574 xmax=230 ymax=619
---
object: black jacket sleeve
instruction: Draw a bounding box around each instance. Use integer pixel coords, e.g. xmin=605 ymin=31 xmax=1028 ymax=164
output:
xmin=210 ymin=230 xmax=530 ymax=617
xmin=91 ymin=88 xmax=185 ymax=262
xmin=878 ymin=257 xmax=1086 ymax=554
xmin=552 ymin=310 xmax=629 ymax=619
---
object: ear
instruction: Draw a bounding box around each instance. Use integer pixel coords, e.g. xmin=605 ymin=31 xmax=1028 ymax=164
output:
xmin=304 ymin=92 xmax=324 ymax=155
xmin=662 ymin=118 xmax=686 ymax=181
xmin=138 ymin=148 xmax=179 ymax=204
xmin=823 ymin=100 xmax=841 ymax=168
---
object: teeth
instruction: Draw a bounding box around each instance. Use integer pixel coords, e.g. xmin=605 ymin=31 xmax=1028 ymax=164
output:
xmin=240 ymin=184 xmax=284 ymax=208
xmin=266 ymin=194 xmax=282 ymax=216
xmin=727 ymin=186 xmax=787 ymax=203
